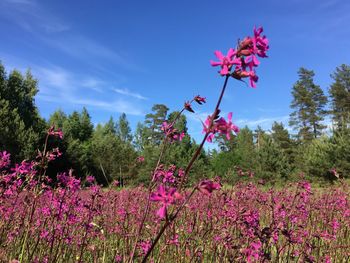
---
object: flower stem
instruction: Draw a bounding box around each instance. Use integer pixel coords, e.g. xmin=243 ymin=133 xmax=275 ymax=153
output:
xmin=141 ymin=74 xmax=230 ymax=262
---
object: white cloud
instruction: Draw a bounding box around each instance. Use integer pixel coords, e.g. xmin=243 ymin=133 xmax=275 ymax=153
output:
xmin=114 ymin=88 xmax=148 ymax=100
xmin=0 ymin=0 xmax=70 ymax=33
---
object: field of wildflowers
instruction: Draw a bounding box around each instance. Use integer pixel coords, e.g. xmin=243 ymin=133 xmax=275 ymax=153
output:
xmin=1 ymin=27 xmax=349 ymax=262
xmin=1 ymin=153 xmax=349 ymax=262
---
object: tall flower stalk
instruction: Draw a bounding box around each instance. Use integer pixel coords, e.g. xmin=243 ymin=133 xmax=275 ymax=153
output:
xmin=130 ymin=26 xmax=270 ymax=262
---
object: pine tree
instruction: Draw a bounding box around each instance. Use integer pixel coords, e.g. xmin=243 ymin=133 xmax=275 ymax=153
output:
xmin=271 ymin=122 xmax=295 ymax=165
xmin=289 ymin=68 xmax=328 ymax=142
xmin=329 ymin=64 xmax=350 ymax=131
xmin=233 ymin=126 xmax=256 ymax=170
xmin=0 ymin=63 xmax=44 ymax=160
xmin=49 ymin=109 xmax=67 ymax=128
xmin=144 ymin=104 xmax=169 ymax=145
xmin=116 ymin=113 xmax=132 ymax=143
xmin=256 ymin=133 xmax=290 ymax=181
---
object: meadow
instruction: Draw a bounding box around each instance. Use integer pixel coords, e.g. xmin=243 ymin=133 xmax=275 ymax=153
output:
xmin=1 ymin=26 xmax=350 ymax=263
xmin=0 ymin=157 xmax=349 ymax=262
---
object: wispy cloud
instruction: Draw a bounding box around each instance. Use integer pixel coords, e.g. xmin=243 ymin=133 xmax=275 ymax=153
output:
xmin=1 ymin=56 xmax=146 ymax=116
xmin=236 ymin=115 xmax=289 ymax=130
xmin=114 ymin=88 xmax=148 ymax=100
xmin=0 ymin=0 xmax=70 ymax=33
xmin=43 ymin=35 xmax=127 ymax=66
xmin=0 ymin=0 xmax=139 ymax=72
xmin=66 ymin=98 xmax=144 ymax=116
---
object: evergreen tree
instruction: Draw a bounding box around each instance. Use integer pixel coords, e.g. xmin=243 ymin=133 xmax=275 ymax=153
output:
xmin=302 ymin=136 xmax=332 ymax=180
xmin=289 ymin=68 xmax=328 ymax=142
xmin=256 ymin=133 xmax=290 ymax=181
xmin=329 ymin=129 xmax=350 ymax=179
xmin=0 ymin=63 xmax=44 ymax=160
xmin=49 ymin=109 xmax=67 ymax=129
xmin=133 ymin=122 xmax=150 ymax=151
xmin=79 ymin=107 xmax=94 ymax=141
xmin=116 ymin=113 xmax=133 ymax=143
xmin=144 ymin=104 xmax=169 ymax=145
xmin=254 ymin=125 xmax=265 ymax=149
xmin=271 ymin=122 xmax=295 ymax=165
xmin=104 ymin=116 xmax=117 ymax=135
xmin=329 ymin=64 xmax=350 ymax=131
xmin=234 ymin=126 xmax=256 ymax=170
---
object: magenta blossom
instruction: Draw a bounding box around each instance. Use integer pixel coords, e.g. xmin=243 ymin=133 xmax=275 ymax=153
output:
xmin=210 ymin=48 xmax=241 ymax=75
xmin=202 ymin=112 xmax=239 ymax=142
xmin=197 ymin=179 xmax=221 ymax=195
xmin=136 ymin=156 xmax=145 ymax=163
xmin=252 ymin=26 xmax=269 ymax=58
xmin=86 ymin=176 xmax=95 ymax=184
xmin=150 ymin=184 xmax=182 ymax=218
xmin=0 ymin=151 xmax=11 ymax=169
xmin=161 ymin=121 xmax=185 ymax=142
xmin=48 ymin=126 xmax=63 ymax=139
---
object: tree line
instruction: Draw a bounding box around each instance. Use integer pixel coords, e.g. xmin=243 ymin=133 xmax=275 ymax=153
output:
xmin=1 ymin=62 xmax=349 ymax=185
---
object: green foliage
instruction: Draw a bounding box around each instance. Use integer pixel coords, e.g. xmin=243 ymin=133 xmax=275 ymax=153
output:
xmin=91 ymin=123 xmax=137 ymax=185
xmin=271 ymin=122 xmax=295 ymax=166
xmin=302 ymin=136 xmax=333 ymax=180
xmin=255 ymin=134 xmax=291 ymax=181
xmin=234 ymin=127 xmax=256 ymax=169
xmin=329 ymin=129 xmax=350 ymax=179
xmin=0 ymin=62 xmax=44 ymax=161
xmin=116 ymin=113 xmax=133 ymax=143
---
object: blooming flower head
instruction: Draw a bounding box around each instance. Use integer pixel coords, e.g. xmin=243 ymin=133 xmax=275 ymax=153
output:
xmin=252 ymin=26 xmax=269 ymax=58
xmin=48 ymin=126 xmax=63 ymax=139
xmin=202 ymin=112 xmax=239 ymax=142
xmin=210 ymin=48 xmax=241 ymax=75
xmin=86 ymin=176 xmax=95 ymax=184
xmin=150 ymin=184 xmax=182 ymax=218
xmin=136 ymin=156 xmax=145 ymax=163
xmin=161 ymin=121 xmax=185 ymax=142
xmin=197 ymin=179 xmax=221 ymax=195
xmin=0 ymin=151 xmax=11 ymax=169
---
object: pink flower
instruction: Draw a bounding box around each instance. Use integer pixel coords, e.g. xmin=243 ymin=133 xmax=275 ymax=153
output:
xmin=86 ymin=176 xmax=95 ymax=184
xmin=252 ymin=26 xmax=269 ymax=58
xmin=138 ymin=240 xmax=152 ymax=255
xmin=197 ymin=179 xmax=221 ymax=195
xmin=330 ymin=167 xmax=339 ymax=178
xmin=48 ymin=126 xmax=63 ymax=139
xmin=202 ymin=112 xmax=239 ymax=142
xmin=161 ymin=121 xmax=185 ymax=142
xmin=150 ymin=185 xmax=182 ymax=218
xmin=216 ymin=112 xmax=240 ymax=140
xmin=0 ymin=151 xmax=11 ymax=168
xmin=136 ymin=156 xmax=145 ymax=163
xmin=210 ymin=48 xmax=241 ymax=75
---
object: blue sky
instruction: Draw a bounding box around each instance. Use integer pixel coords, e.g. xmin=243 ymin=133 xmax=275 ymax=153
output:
xmin=1 ymin=0 xmax=350 ymax=142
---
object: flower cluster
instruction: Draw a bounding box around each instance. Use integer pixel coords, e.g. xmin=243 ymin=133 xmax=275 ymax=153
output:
xmin=153 ymin=164 xmax=184 ymax=185
xmin=0 ymin=151 xmax=11 ymax=169
xmin=150 ymin=185 xmax=182 ymax=218
xmin=161 ymin=121 xmax=185 ymax=142
xmin=47 ymin=126 xmax=63 ymax=139
xmin=202 ymin=112 xmax=239 ymax=142
xmin=210 ymin=26 xmax=269 ymax=87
